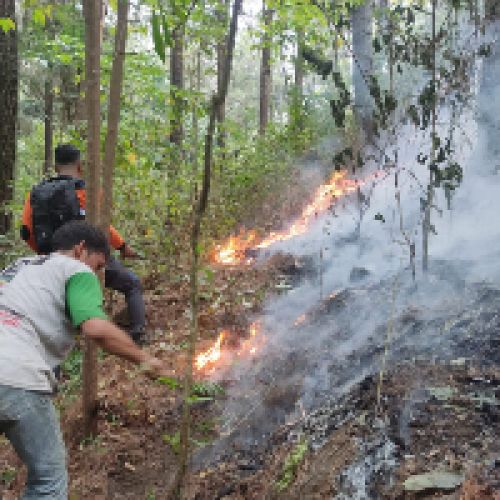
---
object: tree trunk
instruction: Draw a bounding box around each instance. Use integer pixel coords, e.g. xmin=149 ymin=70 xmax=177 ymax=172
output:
xmin=82 ymin=0 xmax=102 ymax=438
xmin=102 ymin=0 xmax=129 ymax=231
xmin=44 ymin=69 xmax=54 ymax=176
xmin=351 ymin=0 xmax=374 ymax=138
xmin=44 ymin=21 xmax=55 ymax=176
xmin=292 ymin=28 xmax=304 ymax=131
xmin=216 ymin=0 xmax=228 ymax=149
xmin=259 ymin=0 xmax=272 ymax=135
xmin=423 ymin=0 xmax=437 ymax=273
xmin=191 ymin=46 xmax=201 ymax=197
xmin=170 ymin=24 xmax=184 ymax=149
xmin=173 ymin=1 xmax=243 ymax=496
xmin=60 ymin=65 xmax=80 ymax=125
xmin=0 ymin=0 xmax=18 ymax=235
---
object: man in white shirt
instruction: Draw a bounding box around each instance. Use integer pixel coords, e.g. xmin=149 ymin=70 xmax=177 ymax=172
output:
xmin=0 ymin=220 xmax=171 ymax=499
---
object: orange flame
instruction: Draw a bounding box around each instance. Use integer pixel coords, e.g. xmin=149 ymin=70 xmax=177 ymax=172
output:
xmin=195 ymin=331 xmax=226 ymax=370
xmin=212 ymin=170 xmax=361 ymax=265
xmin=212 ymin=231 xmax=259 ymax=266
xmin=195 ymin=322 xmax=265 ymax=373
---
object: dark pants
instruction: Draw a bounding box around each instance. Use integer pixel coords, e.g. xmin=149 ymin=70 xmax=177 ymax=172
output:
xmin=104 ymin=257 xmax=145 ymax=339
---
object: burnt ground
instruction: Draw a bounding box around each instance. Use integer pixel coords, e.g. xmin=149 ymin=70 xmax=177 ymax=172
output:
xmin=186 ymin=261 xmax=500 ymax=499
xmin=0 ymin=253 xmax=498 ymax=499
xmin=189 ymin=363 xmax=499 ymax=499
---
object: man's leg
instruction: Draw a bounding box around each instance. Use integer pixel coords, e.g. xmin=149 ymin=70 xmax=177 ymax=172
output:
xmin=105 ymin=257 xmax=146 ymax=342
xmin=0 ymin=385 xmax=67 ymax=499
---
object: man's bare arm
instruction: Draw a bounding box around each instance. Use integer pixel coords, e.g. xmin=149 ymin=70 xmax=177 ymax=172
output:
xmin=80 ymin=318 xmax=171 ymax=378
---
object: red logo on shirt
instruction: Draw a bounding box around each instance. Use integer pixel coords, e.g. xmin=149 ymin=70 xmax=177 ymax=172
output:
xmin=0 ymin=310 xmax=21 ymax=327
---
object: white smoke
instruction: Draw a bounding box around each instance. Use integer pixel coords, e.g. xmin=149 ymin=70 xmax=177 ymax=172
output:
xmin=196 ymin=20 xmax=500 ymax=465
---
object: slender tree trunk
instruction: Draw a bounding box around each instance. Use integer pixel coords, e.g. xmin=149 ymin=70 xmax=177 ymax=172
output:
xmin=216 ymin=33 xmax=225 ymax=128
xmin=351 ymin=0 xmax=374 ymax=138
xmin=170 ymin=25 xmax=184 ymax=149
xmin=43 ymin=21 xmax=56 ymax=176
xmin=60 ymin=64 xmax=83 ymax=125
xmin=44 ymin=78 xmax=54 ymax=175
xmin=216 ymin=0 xmax=228 ymax=150
xmin=293 ymin=28 xmax=304 ymax=131
xmin=0 ymin=0 xmax=17 ymax=234
xmin=474 ymin=0 xmax=480 ymax=34
xmin=173 ymin=1 xmax=243 ymax=496
xmin=191 ymin=47 xmax=201 ymax=198
xmin=332 ymin=21 xmax=339 ymax=71
xmin=102 ymin=0 xmax=129 ymax=230
xmin=44 ymin=69 xmax=54 ymax=176
xmin=423 ymin=0 xmax=436 ymax=273
xmin=82 ymin=0 xmax=102 ymax=437
xmin=259 ymin=0 xmax=272 ymax=135
xmin=389 ymin=20 xmax=394 ymax=95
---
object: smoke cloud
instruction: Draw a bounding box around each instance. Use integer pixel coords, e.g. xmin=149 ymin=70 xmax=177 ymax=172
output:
xmin=195 ymin=21 xmax=500 ymax=467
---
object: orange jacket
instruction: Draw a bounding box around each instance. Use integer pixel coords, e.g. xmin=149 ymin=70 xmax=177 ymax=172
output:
xmin=21 ymin=181 xmax=125 ymax=252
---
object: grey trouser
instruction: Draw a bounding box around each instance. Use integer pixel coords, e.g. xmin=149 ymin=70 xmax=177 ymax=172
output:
xmin=0 ymin=385 xmax=67 ymax=499
xmin=104 ymin=257 xmax=145 ymax=337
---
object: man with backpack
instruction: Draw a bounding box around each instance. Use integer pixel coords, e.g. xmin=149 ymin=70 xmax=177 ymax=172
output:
xmin=21 ymin=144 xmax=146 ymax=345
xmin=0 ymin=220 xmax=171 ymax=499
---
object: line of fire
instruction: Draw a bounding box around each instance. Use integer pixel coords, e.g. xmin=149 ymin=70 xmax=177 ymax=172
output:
xmin=195 ymin=168 xmax=383 ymax=372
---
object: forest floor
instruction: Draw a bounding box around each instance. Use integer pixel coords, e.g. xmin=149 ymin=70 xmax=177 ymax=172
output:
xmin=0 ymin=159 xmax=328 ymax=499
xmin=1 ymin=157 xmax=499 ymax=499
xmin=0 ymin=216 xmax=286 ymax=500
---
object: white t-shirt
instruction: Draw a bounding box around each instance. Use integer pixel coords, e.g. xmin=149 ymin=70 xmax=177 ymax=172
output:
xmin=0 ymin=254 xmax=100 ymax=392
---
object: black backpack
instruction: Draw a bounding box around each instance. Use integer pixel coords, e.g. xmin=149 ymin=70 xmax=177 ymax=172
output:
xmin=30 ymin=177 xmax=85 ymax=254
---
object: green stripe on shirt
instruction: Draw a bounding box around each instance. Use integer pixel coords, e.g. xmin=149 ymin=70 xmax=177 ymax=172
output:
xmin=65 ymin=272 xmax=107 ymax=327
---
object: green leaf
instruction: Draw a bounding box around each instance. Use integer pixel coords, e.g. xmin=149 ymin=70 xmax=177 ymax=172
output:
xmin=151 ymin=10 xmax=165 ymax=63
xmin=275 ymin=438 xmax=308 ymax=491
xmin=156 ymin=376 xmax=181 ymax=389
xmin=33 ymin=7 xmax=47 ymax=26
xmin=201 ymin=266 xmax=215 ymax=283
xmin=0 ymin=17 xmax=15 ymax=33
xmin=186 ymin=395 xmax=214 ymax=405
xmin=191 ymin=381 xmax=224 ymax=397
xmin=162 ymin=431 xmax=180 ymax=454
xmin=57 ymin=54 xmax=73 ymax=65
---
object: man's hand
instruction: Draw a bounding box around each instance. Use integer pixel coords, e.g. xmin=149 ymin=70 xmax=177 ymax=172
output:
xmin=140 ymin=356 xmax=175 ymax=380
xmin=120 ymin=244 xmax=140 ymax=259
xmin=82 ymin=318 xmax=173 ymax=379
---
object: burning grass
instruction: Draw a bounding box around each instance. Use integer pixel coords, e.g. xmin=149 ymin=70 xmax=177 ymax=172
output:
xmin=211 ymin=169 xmax=363 ymax=266
xmin=195 ymin=321 xmax=265 ymax=374
xmin=195 ymin=331 xmax=227 ymax=371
